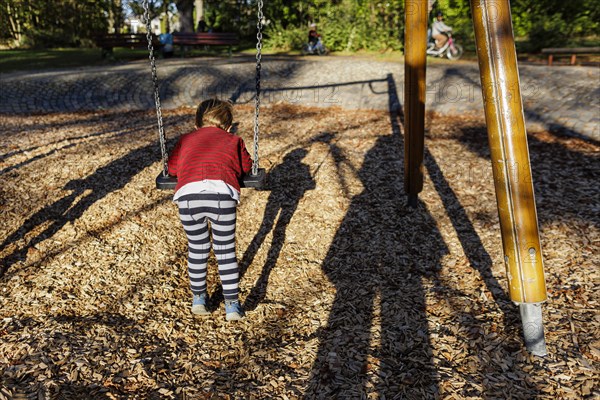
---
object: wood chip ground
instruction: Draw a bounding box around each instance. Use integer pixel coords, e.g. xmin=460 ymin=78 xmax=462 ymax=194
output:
xmin=1 ymin=104 xmax=598 ymax=399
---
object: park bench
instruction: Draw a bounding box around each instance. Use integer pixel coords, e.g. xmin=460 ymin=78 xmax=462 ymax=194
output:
xmin=172 ymin=32 xmax=239 ymax=56
xmin=95 ymin=32 xmax=239 ymax=58
xmin=95 ymin=33 xmax=159 ymax=58
xmin=541 ymin=47 xmax=600 ymax=66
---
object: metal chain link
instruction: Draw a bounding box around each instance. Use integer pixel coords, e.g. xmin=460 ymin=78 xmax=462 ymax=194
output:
xmin=142 ymin=0 xmax=169 ymax=176
xmin=252 ymin=0 xmax=264 ymax=176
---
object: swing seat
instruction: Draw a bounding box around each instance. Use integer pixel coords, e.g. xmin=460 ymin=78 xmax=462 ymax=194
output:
xmin=155 ymin=168 xmax=267 ymax=190
xmin=241 ymin=168 xmax=267 ymax=188
xmin=156 ymin=174 xmax=178 ymax=190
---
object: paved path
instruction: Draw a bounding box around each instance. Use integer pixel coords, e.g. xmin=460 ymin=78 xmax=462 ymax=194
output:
xmin=1 ymin=56 xmax=598 ymax=140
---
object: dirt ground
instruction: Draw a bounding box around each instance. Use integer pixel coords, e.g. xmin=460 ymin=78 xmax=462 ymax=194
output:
xmin=1 ymin=104 xmax=598 ymax=399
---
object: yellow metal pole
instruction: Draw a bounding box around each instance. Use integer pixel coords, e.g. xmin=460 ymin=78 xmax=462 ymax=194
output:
xmin=470 ymin=0 xmax=547 ymax=355
xmin=404 ymin=0 xmax=428 ymax=207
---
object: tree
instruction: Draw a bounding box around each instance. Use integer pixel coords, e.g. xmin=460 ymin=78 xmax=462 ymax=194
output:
xmin=127 ymin=0 xmax=194 ymax=32
xmin=127 ymin=0 xmax=164 ymax=26
xmin=108 ymin=0 xmax=125 ymax=33
xmin=195 ymin=0 xmax=204 ymax=28
xmin=1 ymin=0 xmax=598 ymax=50
xmin=175 ymin=0 xmax=194 ymax=32
xmin=0 ymin=0 xmax=110 ymax=48
xmin=0 ymin=0 xmax=25 ymax=45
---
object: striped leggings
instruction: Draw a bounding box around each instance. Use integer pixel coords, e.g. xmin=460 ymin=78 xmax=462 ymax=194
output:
xmin=177 ymin=193 xmax=240 ymax=301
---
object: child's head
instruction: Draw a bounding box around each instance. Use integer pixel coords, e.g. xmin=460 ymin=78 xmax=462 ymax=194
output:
xmin=195 ymin=99 xmax=233 ymax=131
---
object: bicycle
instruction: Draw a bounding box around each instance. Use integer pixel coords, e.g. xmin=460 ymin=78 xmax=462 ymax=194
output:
xmin=426 ymin=32 xmax=463 ymax=60
xmin=301 ymin=38 xmax=329 ymax=56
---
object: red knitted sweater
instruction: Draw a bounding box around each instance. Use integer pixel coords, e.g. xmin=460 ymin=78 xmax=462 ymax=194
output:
xmin=168 ymin=127 xmax=253 ymax=193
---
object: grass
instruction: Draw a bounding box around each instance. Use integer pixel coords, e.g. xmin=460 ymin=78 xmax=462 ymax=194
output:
xmin=0 ymin=48 xmax=152 ymax=73
xmin=0 ymin=46 xmax=259 ymax=74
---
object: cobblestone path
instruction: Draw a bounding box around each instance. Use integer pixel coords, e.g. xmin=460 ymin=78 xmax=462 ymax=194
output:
xmin=1 ymin=56 xmax=598 ymax=140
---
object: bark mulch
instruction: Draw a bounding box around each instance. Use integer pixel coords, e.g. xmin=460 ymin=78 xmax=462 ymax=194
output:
xmin=0 ymin=104 xmax=598 ymax=399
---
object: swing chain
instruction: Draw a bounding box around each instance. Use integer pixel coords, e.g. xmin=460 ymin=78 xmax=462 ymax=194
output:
xmin=142 ymin=0 xmax=169 ymax=176
xmin=253 ymin=0 xmax=264 ymax=176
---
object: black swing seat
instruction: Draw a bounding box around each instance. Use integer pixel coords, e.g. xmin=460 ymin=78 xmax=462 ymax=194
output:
xmin=241 ymin=168 xmax=267 ymax=188
xmin=156 ymin=168 xmax=267 ymax=190
xmin=156 ymin=174 xmax=178 ymax=190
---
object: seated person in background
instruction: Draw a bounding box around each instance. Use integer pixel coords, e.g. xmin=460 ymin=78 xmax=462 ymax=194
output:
xmin=197 ymin=18 xmax=207 ymax=32
xmin=431 ymin=11 xmax=452 ymax=49
xmin=159 ymin=32 xmax=174 ymax=58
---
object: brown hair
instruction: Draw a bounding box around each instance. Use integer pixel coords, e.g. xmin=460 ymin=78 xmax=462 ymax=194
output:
xmin=195 ymin=99 xmax=233 ymax=130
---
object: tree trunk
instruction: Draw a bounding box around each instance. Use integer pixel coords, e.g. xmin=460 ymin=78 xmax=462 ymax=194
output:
xmin=114 ymin=0 xmax=123 ymax=33
xmin=108 ymin=1 xmax=113 ymax=32
xmin=108 ymin=0 xmax=122 ymax=33
xmin=6 ymin=2 xmax=22 ymax=44
xmin=195 ymin=0 xmax=204 ymax=24
xmin=164 ymin=0 xmax=170 ymax=32
xmin=175 ymin=0 xmax=194 ymax=33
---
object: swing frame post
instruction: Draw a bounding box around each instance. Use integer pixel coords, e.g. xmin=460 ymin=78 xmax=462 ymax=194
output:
xmin=470 ymin=0 xmax=547 ymax=356
xmin=403 ymin=0 xmax=429 ymax=208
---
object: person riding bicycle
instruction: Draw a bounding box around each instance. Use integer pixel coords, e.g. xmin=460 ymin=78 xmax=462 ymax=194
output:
xmin=431 ymin=11 xmax=453 ymax=49
xmin=307 ymin=23 xmax=325 ymax=53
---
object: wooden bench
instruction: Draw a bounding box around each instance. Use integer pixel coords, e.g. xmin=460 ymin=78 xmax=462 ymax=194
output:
xmin=95 ymin=32 xmax=239 ymax=58
xmin=172 ymin=32 xmax=239 ymax=56
xmin=95 ymin=33 xmax=160 ymax=58
xmin=541 ymin=47 xmax=600 ymax=66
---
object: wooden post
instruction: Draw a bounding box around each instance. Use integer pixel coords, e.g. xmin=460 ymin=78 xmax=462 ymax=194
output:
xmin=470 ymin=0 xmax=547 ymax=356
xmin=404 ymin=0 xmax=429 ymax=207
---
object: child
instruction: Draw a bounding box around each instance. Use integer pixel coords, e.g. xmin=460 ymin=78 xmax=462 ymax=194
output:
xmin=431 ymin=11 xmax=453 ymax=49
xmin=308 ymin=23 xmax=324 ymax=53
xmin=168 ymin=99 xmax=253 ymax=321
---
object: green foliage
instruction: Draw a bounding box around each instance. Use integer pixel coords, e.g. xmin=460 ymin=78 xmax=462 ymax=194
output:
xmin=263 ymin=0 xmax=405 ymax=52
xmin=263 ymin=0 xmax=599 ymax=53
xmin=512 ymin=0 xmax=598 ymax=51
xmin=1 ymin=0 xmax=111 ymax=48
xmin=528 ymin=13 xmax=570 ymax=50
xmin=126 ymin=0 xmax=176 ymax=19
xmin=433 ymin=0 xmax=472 ymax=44
xmin=263 ymin=21 xmax=305 ymax=51
xmin=204 ymin=0 xmax=239 ymax=32
xmin=1 ymin=0 xmax=599 ymax=51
